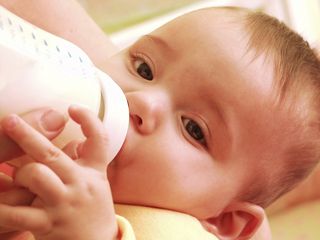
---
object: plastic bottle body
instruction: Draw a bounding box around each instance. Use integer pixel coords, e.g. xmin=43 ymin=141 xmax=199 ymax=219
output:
xmin=0 ymin=6 xmax=129 ymax=163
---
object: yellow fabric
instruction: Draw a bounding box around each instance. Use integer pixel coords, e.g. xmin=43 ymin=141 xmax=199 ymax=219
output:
xmin=8 ymin=216 xmax=136 ymax=240
xmin=115 ymin=204 xmax=218 ymax=240
xmin=269 ymin=200 xmax=320 ymax=240
xmin=8 ymin=204 xmax=217 ymax=240
xmin=117 ymin=215 xmax=136 ymax=240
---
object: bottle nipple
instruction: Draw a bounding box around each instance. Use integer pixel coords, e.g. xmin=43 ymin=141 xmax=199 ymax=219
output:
xmin=97 ymin=69 xmax=129 ymax=160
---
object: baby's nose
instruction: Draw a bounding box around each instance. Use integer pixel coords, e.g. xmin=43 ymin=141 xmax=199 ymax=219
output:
xmin=126 ymin=91 xmax=169 ymax=135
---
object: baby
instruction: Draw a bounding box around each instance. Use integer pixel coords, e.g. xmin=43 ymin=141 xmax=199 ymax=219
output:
xmin=0 ymin=1 xmax=320 ymax=240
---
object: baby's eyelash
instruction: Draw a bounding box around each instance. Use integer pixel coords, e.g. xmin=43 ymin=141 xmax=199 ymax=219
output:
xmin=182 ymin=117 xmax=207 ymax=147
xmin=129 ymin=52 xmax=155 ymax=81
xmin=130 ymin=50 xmax=155 ymax=73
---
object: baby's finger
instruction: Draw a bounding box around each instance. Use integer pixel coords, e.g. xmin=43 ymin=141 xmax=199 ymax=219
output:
xmin=0 ymin=108 xmax=67 ymax=163
xmin=0 ymin=173 xmax=13 ymax=192
xmin=0 ymin=231 xmax=33 ymax=238
xmin=0 ymin=187 xmax=34 ymax=205
xmin=14 ymin=163 xmax=66 ymax=206
xmin=0 ymin=204 xmax=50 ymax=233
xmin=1 ymin=114 xmax=77 ymax=183
xmin=62 ymin=140 xmax=84 ymax=160
xmin=7 ymin=155 xmax=34 ymax=169
xmin=69 ymin=105 xmax=109 ymax=169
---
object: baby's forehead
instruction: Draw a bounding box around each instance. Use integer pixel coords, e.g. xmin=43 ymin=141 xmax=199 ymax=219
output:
xmin=151 ymin=9 xmax=253 ymax=61
xmin=154 ymin=7 xmax=246 ymax=36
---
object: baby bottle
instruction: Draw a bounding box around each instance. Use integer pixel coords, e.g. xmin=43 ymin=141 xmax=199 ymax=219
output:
xmin=0 ymin=6 xmax=129 ymax=163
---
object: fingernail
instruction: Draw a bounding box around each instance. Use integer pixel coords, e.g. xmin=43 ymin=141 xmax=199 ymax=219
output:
xmin=40 ymin=110 xmax=66 ymax=132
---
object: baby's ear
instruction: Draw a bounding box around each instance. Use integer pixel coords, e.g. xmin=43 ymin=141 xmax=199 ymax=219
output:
xmin=200 ymin=202 xmax=264 ymax=240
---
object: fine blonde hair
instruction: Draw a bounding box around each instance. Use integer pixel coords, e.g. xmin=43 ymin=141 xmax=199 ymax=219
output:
xmin=239 ymin=8 xmax=320 ymax=207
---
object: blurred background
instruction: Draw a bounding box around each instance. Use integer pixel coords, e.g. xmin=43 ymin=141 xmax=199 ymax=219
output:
xmin=78 ymin=0 xmax=320 ymax=49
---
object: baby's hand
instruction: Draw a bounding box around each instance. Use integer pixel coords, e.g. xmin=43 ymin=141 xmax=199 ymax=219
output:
xmin=0 ymin=173 xmax=34 ymax=240
xmin=0 ymin=108 xmax=67 ymax=163
xmin=0 ymin=108 xmax=66 ymax=239
xmin=0 ymin=106 xmax=118 ymax=240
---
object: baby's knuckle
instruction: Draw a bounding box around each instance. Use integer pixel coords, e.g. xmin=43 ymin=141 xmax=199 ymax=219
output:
xmin=26 ymin=164 xmax=46 ymax=184
xmin=70 ymin=183 xmax=96 ymax=205
xmin=24 ymin=163 xmax=44 ymax=186
xmin=41 ymin=147 xmax=61 ymax=164
xmin=36 ymin=220 xmax=52 ymax=233
xmin=79 ymin=181 xmax=95 ymax=194
xmin=7 ymin=211 xmax=26 ymax=226
xmin=85 ymin=182 xmax=97 ymax=196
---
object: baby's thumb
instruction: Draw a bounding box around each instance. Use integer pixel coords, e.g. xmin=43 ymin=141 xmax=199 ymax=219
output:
xmin=38 ymin=109 xmax=67 ymax=138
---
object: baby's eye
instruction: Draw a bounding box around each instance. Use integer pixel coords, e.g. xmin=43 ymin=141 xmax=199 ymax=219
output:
xmin=134 ymin=58 xmax=153 ymax=81
xmin=182 ymin=117 xmax=206 ymax=146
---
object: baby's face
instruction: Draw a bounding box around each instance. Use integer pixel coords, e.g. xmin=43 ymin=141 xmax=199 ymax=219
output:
xmin=103 ymin=10 xmax=292 ymax=218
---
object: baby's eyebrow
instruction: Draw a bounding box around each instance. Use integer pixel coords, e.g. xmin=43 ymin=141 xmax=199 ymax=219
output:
xmin=144 ymin=34 xmax=172 ymax=52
